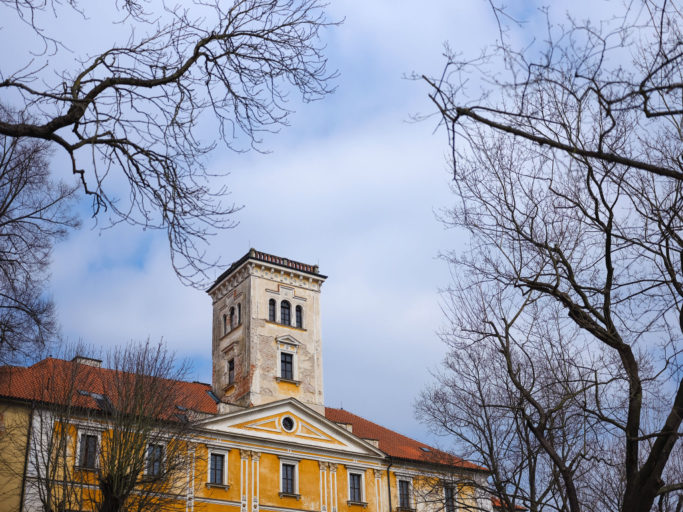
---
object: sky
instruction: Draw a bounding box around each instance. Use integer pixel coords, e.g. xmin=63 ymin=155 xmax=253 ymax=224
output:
xmin=2 ymin=0 xmax=615 ymax=448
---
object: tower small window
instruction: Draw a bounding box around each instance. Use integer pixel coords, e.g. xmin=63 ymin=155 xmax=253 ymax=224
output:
xmin=222 ymin=314 xmax=227 ymax=335
xmin=229 ymin=306 xmax=235 ymax=329
xmin=269 ymin=299 xmax=276 ymax=322
xmin=228 ymin=358 xmax=235 ymax=385
xmin=237 ymin=303 xmax=242 ymax=325
xmin=281 ymin=352 xmax=294 ymax=381
xmin=295 ymin=305 xmax=303 ymax=328
xmin=281 ymin=300 xmax=291 ymax=326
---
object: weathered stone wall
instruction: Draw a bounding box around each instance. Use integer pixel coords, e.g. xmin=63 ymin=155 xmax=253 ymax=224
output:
xmin=209 ymin=256 xmax=325 ymax=414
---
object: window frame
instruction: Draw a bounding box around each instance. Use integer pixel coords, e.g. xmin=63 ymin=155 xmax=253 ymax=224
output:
xmin=229 ymin=306 xmax=236 ymax=329
xmin=146 ymin=442 xmax=165 ymax=479
xmin=280 ymin=352 xmax=294 ymax=381
xmin=295 ymin=305 xmax=303 ymax=328
xmin=76 ymin=430 xmax=100 ymax=470
xmin=279 ymin=457 xmax=300 ymax=498
xmin=227 ymin=358 xmax=235 ymax=385
xmin=398 ymin=479 xmax=412 ymax=510
xmin=281 ymin=300 xmax=291 ymax=326
xmin=347 ymin=470 xmax=366 ymax=504
xmin=207 ymin=448 xmax=229 ymax=487
xmin=269 ymin=298 xmax=276 ymax=322
xmin=278 ymin=457 xmax=301 ymax=500
xmin=444 ymin=485 xmax=456 ymax=512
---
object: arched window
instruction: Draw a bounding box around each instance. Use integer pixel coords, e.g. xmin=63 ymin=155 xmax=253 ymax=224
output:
xmin=229 ymin=306 xmax=235 ymax=329
xmin=237 ymin=303 xmax=242 ymax=325
xmin=295 ymin=305 xmax=303 ymax=328
xmin=268 ymin=299 xmax=276 ymax=322
xmin=222 ymin=314 xmax=227 ymax=335
xmin=281 ymin=300 xmax=291 ymax=326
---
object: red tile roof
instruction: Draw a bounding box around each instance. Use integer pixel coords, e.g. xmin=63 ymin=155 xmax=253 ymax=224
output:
xmin=0 ymin=358 xmax=483 ymax=472
xmin=0 ymin=358 xmax=218 ymax=417
xmin=324 ymin=407 xmax=487 ymax=471
xmin=491 ymin=497 xmax=527 ymax=510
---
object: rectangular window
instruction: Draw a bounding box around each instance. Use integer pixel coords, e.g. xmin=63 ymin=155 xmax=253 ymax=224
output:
xmin=399 ymin=480 xmax=411 ymax=509
xmin=147 ymin=444 xmax=164 ymax=477
xmin=444 ymin=486 xmax=456 ymax=512
xmin=79 ymin=433 xmax=98 ymax=469
xmin=349 ymin=473 xmax=362 ymax=502
xmin=210 ymin=453 xmax=225 ymax=485
xmin=281 ymin=352 xmax=294 ymax=380
xmin=228 ymin=359 xmax=235 ymax=384
xmin=282 ymin=463 xmax=295 ymax=494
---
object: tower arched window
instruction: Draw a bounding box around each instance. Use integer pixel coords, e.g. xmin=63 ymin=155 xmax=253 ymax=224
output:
xmin=269 ymin=299 xmax=276 ymax=322
xmin=295 ymin=305 xmax=303 ymax=328
xmin=237 ymin=303 xmax=242 ymax=325
xmin=222 ymin=314 xmax=227 ymax=335
xmin=229 ymin=306 xmax=235 ymax=329
xmin=281 ymin=301 xmax=291 ymax=326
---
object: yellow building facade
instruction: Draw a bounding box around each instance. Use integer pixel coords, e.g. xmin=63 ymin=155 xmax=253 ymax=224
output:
xmin=0 ymin=250 xmax=491 ymax=512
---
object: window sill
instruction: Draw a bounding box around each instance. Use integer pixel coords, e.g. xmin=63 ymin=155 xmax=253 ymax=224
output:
xmin=279 ymin=492 xmax=301 ymax=500
xmin=265 ymin=321 xmax=307 ymax=332
xmin=276 ymin=377 xmax=300 ymax=386
xmin=221 ymin=323 xmax=243 ymax=338
xmin=396 ymin=507 xmax=416 ymax=512
xmin=140 ymin=475 xmax=164 ymax=483
xmin=347 ymin=501 xmax=368 ymax=508
xmin=206 ymin=483 xmax=230 ymax=490
xmin=74 ymin=465 xmax=97 ymax=473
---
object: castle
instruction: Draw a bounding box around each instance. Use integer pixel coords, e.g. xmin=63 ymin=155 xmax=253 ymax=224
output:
xmin=0 ymin=250 xmax=491 ymax=512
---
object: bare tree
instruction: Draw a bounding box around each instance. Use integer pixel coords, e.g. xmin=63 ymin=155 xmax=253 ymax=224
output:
xmin=0 ymin=117 xmax=79 ymax=364
xmin=0 ymin=341 xmax=203 ymax=512
xmin=0 ymin=0 xmax=337 ymax=285
xmin=420 ymin=3 xmax=683 ymax=511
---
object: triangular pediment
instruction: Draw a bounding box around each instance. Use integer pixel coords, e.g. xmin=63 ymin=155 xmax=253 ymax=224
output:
xmin=275 ymin=334 xmax=301 ymax=346
xmin=194 ymin=399 xmax=385 ymax=457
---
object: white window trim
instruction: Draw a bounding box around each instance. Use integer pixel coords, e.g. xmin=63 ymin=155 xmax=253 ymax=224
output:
xmin=145 ymin=441 xmax=166 ymax=478
xmin=347 ymin=468 xmax=366 ymax=503
xmin=397 ymin=478 xmax=414 ymax=509
xmin=444 ymin=484 xmax=457 ymax=512
xmin=279 ymin=456 xmax=300 ymax=495
xmin=76 ymin=429 xmax=101 ymax=470
xmin=207 ymin=448 xmax=230 ymax=486
xmin=276 ymin=347 xmax=298 ymax=381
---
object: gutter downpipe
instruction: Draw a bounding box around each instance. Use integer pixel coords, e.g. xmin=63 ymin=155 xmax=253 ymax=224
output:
xmin=386 ymin=456 xmax=393 ymax=512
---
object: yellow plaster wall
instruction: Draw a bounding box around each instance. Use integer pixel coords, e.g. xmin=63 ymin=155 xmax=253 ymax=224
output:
xmin=0 ymin=403 xmax=30 ymax=511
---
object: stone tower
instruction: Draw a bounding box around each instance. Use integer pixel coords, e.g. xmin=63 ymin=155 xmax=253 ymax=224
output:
xmin=207 ymin=249 xmax=327 ymax=414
